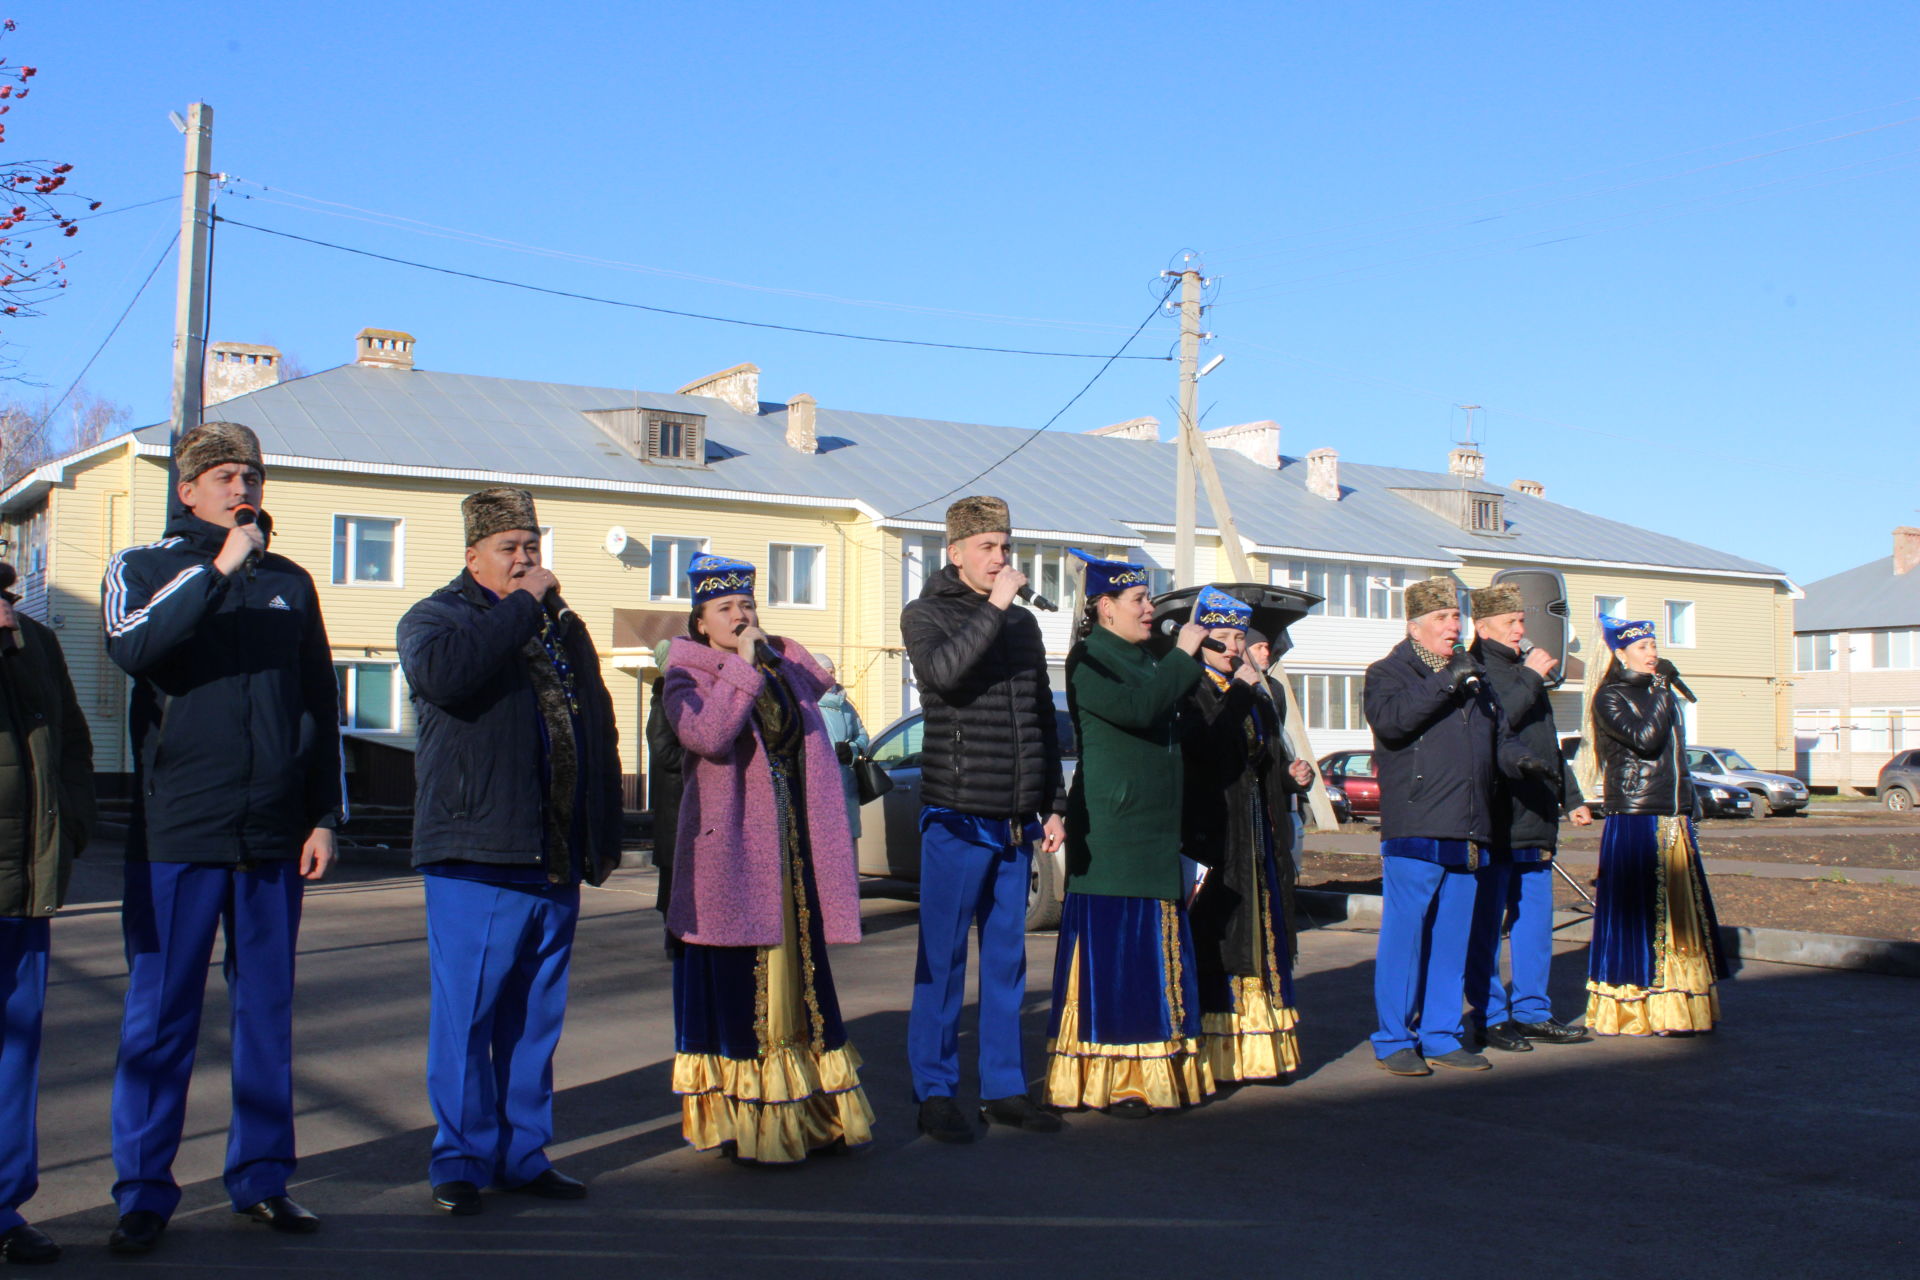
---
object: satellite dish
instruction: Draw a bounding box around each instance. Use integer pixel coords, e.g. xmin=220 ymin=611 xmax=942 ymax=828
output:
xmin=604 ymin=526 xmax=628 ymax=557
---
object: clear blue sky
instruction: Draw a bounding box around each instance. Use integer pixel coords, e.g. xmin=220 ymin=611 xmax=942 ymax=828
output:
xmin=10 ymin=0 xmax=1917 ymax=582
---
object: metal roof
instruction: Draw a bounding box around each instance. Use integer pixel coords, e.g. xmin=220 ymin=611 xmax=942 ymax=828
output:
xmin=1796 ymin=556 xmax=1920 ymax=632
xmin=101 ymin=362 xmax=1781 ymax=578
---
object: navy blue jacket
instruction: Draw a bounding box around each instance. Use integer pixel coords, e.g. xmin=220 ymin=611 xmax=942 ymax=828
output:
xmin=397 ymin=572 xmax=623 ymax=885
xmin=103 ymin=512 xmax=343 ymax=863
xmin=1363 ymin=638 xmax=1531 ymax=850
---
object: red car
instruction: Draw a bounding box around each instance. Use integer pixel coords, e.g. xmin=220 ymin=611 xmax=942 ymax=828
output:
xmin=1318 ymin=750 xmax=1380 ymax=820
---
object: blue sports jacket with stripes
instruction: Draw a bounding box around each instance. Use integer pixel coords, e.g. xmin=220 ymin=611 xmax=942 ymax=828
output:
xmin=102 ymin=511 xmax=344 ymax=862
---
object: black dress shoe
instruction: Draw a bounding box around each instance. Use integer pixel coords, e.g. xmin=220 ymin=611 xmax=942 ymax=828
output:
xmin=1375 ymin=1048 xmax=1431 ymax=1077
xmin=107 ymin=1210 xmax=167 ymax=1255
xmin=981 ymin=1094 xmax=1064 ymax=1133
xmin=0 ymin=1223 xmax=60 ymax=1264
xmin=1426 ymin=1049 xmax=1493 ymax=1072
xmin=432 ymin=1181 xmax=483 ymax=1216
xmin=509 ymin=1168 xmax=587 ymax=1200
xmin=1103 ymin=1099 xmax=1156 ymax=1119
xmin=1484 ymin=1022 xmax=1535 ymax=1053
xmin=1515 ymin=1017 xmax=1591 ymax=1044
xmin=240 ymin=1195 xmax=321 ymax=1234
xmin=917 ymin=1095 xmax=976 ymax=1144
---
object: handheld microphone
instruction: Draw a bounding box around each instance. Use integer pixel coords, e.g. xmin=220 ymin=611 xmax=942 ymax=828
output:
xmin=1655 ymin=657 xmax=1697 ymax=704
xmin=1015 ymin=583 xmax=1057 ymax=612
xmin=1156 ymin=616 xmax=1227 ymax=654
xmin=735 ymin=621 xmax=781 ymax=666
xmin=1517 ymin=638 xmax=1566 ymax=689
xmin=232 ymin=505 xmax=264 ymax=575
xmin=541 ymin=587 xmax=576 ymax=630
xmin=1448 ymin=643 xmax=1484 ymax=693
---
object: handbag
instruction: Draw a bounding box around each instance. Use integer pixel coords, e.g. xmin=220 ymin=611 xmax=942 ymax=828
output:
xmin=853 ymin=754 xmax=895 ymax=805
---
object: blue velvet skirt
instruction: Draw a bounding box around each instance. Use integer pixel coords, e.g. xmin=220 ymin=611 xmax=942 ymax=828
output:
xmin=1043 ymin=893 xmax=1214 ymax=1110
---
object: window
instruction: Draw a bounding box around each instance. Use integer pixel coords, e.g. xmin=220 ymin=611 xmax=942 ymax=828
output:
xmin=1871 ymin=630 xmax=1920 ymax=669
xmin=1794 ymin=710 xmax=1838 ymax=754
xmin=1594 ymin=594 xmax=1626 ymax=621
xmin=332 ymin=515 xmax=401 ymax=586
xmin=1288 ymin=673 xmax=1367 ymax=732
xmin=334 ymin=661 xmax=400 ymax=732
xmin=643 ymin=410 xmax=706 ymax=466
xmin=1013 ymin=543 xmax=1083 ymax=611
xmin=1470 ymin=495 xmax=1503 ymax=532
xmin=1665 ymin=600 xmax=1696 ymax=648
xmin=1853 ymin=708 xmax=1920 ymax=755
xmin=650 ymin=536 xmax=710 ymax=601
xmin=539 ymin=526 xmax=554 ymax=567
xmin=870 ymin=716 xmax=924 ymax=768
xmin=1276 ymin=561 xmax=1408 ymax=619
xmin=1795 ymin=634 xmax=1838 ymax=672
xmin=11 ymin=504 xmax=47 ymax=576
xmin=768 ymin=543 xmax=823 ymax=607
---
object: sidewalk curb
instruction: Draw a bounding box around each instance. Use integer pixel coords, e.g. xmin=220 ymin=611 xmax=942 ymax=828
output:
xmin=1294 ymin=888 xmax=1920 ymax=978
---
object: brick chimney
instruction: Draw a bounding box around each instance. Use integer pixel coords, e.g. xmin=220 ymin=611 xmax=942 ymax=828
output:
xmin=1895 ymin=526 xmax=1920 ymax=575
xmin=1448 ymin=444 xmax=1485 ymax=480
xmin=784 ymin=393 xmax=818 ymax=454
xmin=355 ymin=328 xmax=415 ymax=370
xmin=1511 ymin=478 xmax=1544 ymax=497
xmin=677 ymin=362 xmax=760 ymax=415
xmin=204 ymin=342 xmax=281 ymax=405
xmin=1202 ymin=419 xmax=1281 ymax=469
xmin=1088 ymin=416 xmax=1159 ymax=441
xmin=1306 ymin=448 xmax=1340 ymax=501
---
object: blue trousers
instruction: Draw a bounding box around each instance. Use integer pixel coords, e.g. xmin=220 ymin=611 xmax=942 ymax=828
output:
xmin=0 ymin=918 xmax=49 ymax=1234
xmin=424 ymin=875 xmax=579 ymax=1188
xmin=1371 ymin=855 xmax=1478 ymax=1058
xmin=908 ymin=809 xmax=1032 ymax=1102
xmin=111 ymin=860 xmax=304 ymax=1217
xmin=1466 ymin=859 xmax=1557 ymax=1029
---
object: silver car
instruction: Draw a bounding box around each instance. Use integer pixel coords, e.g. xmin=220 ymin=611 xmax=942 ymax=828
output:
xmin=1685 ymin=747 xmax=1809 ymax=817
xmin=856 ymin=693 xmax=1075 ymax=931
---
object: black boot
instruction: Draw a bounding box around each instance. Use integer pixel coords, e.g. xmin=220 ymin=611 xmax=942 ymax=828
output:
xmin=917 ymin=1095 xmax=976 ymax=1144
xmin=981 ymin=1094 xmax=1063 ymax=1132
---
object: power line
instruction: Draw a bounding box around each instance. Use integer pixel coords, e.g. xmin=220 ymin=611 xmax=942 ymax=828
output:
xmin=32 ymin=229 xmax=178 ymax=435
xmin=885 ymin=281 xmax=1178 ymax=521
xmin=213 ymin=214 xmax=1172 ymax=363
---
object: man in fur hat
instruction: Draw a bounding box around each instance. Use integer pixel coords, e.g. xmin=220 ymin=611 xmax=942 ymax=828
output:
xmin=1463 ymin=581 xmax=1592 ymax=1052
xmin=899 ymin=496 xmax=1066 ymax=1142
xmin=101 ymin=421 xmax=342 ymax=1252
xmin=398 ymin=487 xmax=623 ymax=1216
xmin=1361 ymin=576 xmax=1548 ymax=1077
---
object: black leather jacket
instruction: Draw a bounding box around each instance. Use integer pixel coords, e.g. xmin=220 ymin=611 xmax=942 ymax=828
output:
xmin=1594 ymin=670 xmax=1697 ymax=817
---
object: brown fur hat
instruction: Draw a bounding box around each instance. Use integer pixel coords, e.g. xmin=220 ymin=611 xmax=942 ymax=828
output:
xmin=1404 ymin=576 xmax=1460 ymax=620
xmin=945 ymin=495 xmax=1011 ymax=546
xmin=175 ymin=420 xmax=265 ymax=483
xmin=1469 ymin=583 xmax=1524 ymax=618
xmin=462 ymin=486 xmax=540 ymax=546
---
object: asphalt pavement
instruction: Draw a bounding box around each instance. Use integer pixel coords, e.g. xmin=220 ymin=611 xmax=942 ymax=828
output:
xmin=20 ymin=853 xmax=1920 ymax=1277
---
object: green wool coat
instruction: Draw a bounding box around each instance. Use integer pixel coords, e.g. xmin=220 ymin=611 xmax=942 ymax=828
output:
xmin=0 ymin=613 xmax=96 ymax=918
xmin=1064 ymin=624 xmax=1202 ymax=900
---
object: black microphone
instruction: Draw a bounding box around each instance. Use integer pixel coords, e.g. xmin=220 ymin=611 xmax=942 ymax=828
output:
xmin=1156 ymin=616 xmax=1227 ymax=654
xmin=735 ymin=621 xmax=781 ymax=666
xmin=1015 ymin=583 xmax=1057 ymax=612
xmin=1448 ymin=643 xmax=1484 ymax=694
xmin=1655 ymin=657 xmax=1697 ymax=704
xmin=541 ymin=587 xmax=576 ymax=630
xmin=232 ymin=504 xmax=264 ymax=575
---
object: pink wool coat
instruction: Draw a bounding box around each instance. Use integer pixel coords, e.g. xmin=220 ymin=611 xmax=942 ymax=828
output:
xmin=662 ymin=635 xmax=863 ymax=948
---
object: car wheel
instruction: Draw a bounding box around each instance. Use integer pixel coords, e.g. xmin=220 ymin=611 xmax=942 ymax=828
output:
xmin=1747 ymin=791 xmax=1773 ymax=817
xmin=1025 ymin=844 xmax=1063 ymax=931
xmin=1885 ymin=787 xmax=1914 ymax=813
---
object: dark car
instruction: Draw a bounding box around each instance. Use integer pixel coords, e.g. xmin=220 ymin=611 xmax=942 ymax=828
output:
xmin=1876 ymin=749 xmax=1920 ymax=813
xmin=1691 ymin=774 xmax=1755 ymax=819
xmin=1318 ymin=750 xmax=1380 ymax=820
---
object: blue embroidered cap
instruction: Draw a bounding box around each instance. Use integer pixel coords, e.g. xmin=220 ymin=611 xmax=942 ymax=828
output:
xmin=1600 ymin=612 xmax=1656 ymax=651
xmin=688 ymin=553 xmax=757 ymax=607
xmin=1068 ymin=548 xmax=1150 ymax=599
xmin=1194 ymin=584 xmax=1251 ymax=632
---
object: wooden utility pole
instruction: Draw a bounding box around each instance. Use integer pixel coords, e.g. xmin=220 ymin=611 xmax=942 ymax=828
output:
xmin=169 ymin=103 xmax=214 ymax=458
xmin=1165 ymin=257 xmax=1340 ymax=829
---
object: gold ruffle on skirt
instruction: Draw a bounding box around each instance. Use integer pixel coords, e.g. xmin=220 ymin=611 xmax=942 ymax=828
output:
xmin=1585 ymin=815 xmax=1721 ymax=1036
xmin=1044 ymin=938 xmax=1216 ymax=1111
xmin=1201 ymin=975 xmax=1302 ymax=1081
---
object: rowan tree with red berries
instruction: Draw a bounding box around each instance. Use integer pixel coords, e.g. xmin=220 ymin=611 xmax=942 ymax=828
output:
xmin=0 ymin=18 xmax=96 ymax=327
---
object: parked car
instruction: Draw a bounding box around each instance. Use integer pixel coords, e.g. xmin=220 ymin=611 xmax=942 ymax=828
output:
xmin=1318 ymin=751 xmax=1380 ymax=820
xmin=856 ymin=694 xmax=1076 ymax=931
xmin=1684 ymin=747 xmax=1809 ymax=817
xmin=1322 ymin=782 xmax=1354 ymax=826
xmin=1876 ymin=749 xmax=1920 ymax=813
xmin=1691 ymin=773 xmax=1756 ymax=819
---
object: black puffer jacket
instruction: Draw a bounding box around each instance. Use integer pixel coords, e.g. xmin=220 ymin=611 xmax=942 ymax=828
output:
xmin=1473 ymin=638 xmax=1585 ymax=850
xmin=1594 ymin=670 xmax=1696 ymax=817
xmin=900 ymin=565 xmax=1065 ymax=819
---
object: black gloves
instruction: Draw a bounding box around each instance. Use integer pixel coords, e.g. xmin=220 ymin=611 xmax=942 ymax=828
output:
xmin=834 ymin=741 xmax=854 ymax=766
xmin=1445 ymin=649 xmax=1485 ymax=696
xmin=1515 ymin=755 xmax=1556 ymax=783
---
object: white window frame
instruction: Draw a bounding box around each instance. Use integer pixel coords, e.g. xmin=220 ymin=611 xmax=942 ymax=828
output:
xmin=1594 ymin=594 xmax=1626 ymax=622
xmin=1794 ymin=708 xmax=1839 ymax=754
xmin=1664 ymin=599 xmax=1696 ymax=649
xmin=1796 ymin=633 xmax=1838 ymax=673
xmin=1870 ymin=629 xmax=1920 ymax=670
xmin=766 ymin=541 xmax=826 ymax=609
xmin=1289 ymin=671 xmax=1368 ymax=732
xmin=650 ymin=535 xmax=711 ymax=602
xmin=330 ymin=513 xmax=406 ymax=588
xmin=539 ymin=525 xmax=555 ymax=568
xmin=335 ymin=659 xmax=403 ymax=733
